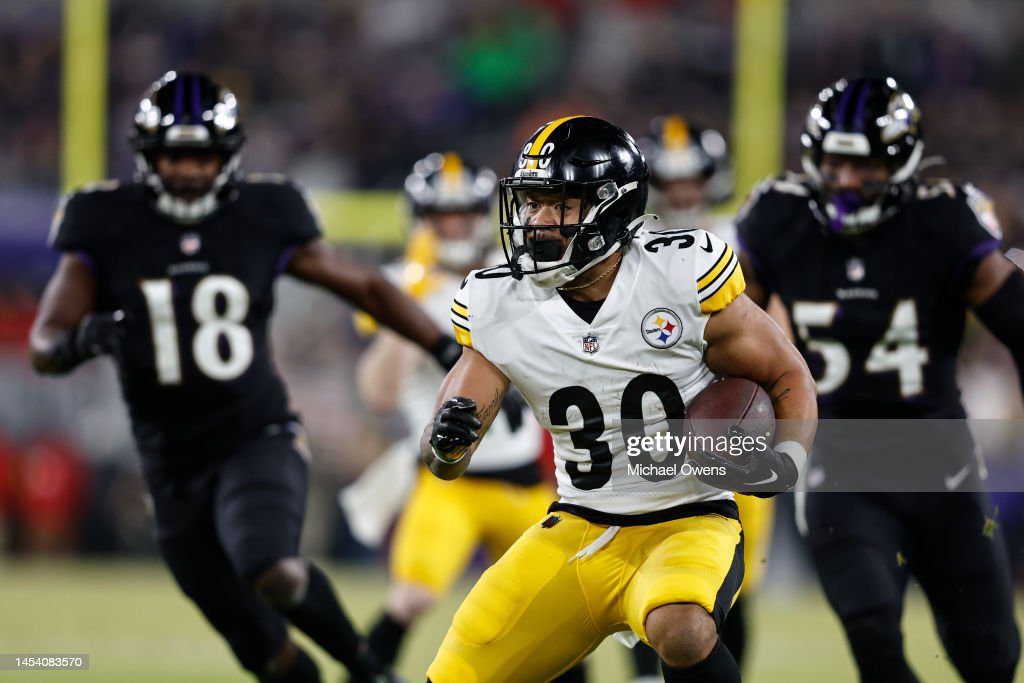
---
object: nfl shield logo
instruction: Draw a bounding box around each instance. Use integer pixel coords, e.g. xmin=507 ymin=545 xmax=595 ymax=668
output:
xmin=180 ymin=232 xmax=201 ymax=255
xmin=582 ymin=335 xmax=599 ymax=355
xmin=846 ymin=257 xmax=865 ymax=282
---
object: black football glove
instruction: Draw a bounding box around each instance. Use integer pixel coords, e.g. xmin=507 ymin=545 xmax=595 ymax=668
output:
xmin=500 ymin=386 xmax=527 ymax=433
xmin=429 ymin=397 xmax=481 ymax=464
xmin=688 ymin=429 xmax=801 ymax=497
xmin=427 ymin=335 xmax=463 ymax=372
xmin=49 ymin=310 xmax=127 ymax=373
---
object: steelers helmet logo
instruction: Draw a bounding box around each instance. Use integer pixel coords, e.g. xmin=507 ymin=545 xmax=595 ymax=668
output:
xmin=642 ymin=308 xmax=682 ymax=349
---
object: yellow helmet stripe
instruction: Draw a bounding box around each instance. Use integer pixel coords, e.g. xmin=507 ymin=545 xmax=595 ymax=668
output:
xmin=663 ymin=115 xmax=691 ymax=150
xmin=441 ymin=152 xmax=464 ymax=186
xmin=525 ymin=115 xmax=587 ymax=169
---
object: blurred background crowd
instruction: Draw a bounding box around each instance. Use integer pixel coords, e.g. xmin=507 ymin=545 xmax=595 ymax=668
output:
xmin=1 ymin=0 xmax=1022 ymax=582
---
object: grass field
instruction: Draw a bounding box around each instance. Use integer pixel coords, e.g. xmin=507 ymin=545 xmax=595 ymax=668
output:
xmin=0 ymin=559 xmax=1020 ymax=682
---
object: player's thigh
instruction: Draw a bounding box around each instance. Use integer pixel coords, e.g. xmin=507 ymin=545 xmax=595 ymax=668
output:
xmin=735 ymin=493 xmax=774 ymax=593
xmin=479 ymin=481 xmax=555 ymax=562
xmin=147 ymin=469 xmax=287 ymax=670
xmin=802 ymin=492 xmax=912 ymax=619
xmin=623 ymin=513 xmax=743 ymax=643
xmin=391 ymin=471 xmax=481 ymax=595
xmin=214 ymin=423 xmax=309 ymax=581
xmin=427 ymin=515 xmax=602 ymax=683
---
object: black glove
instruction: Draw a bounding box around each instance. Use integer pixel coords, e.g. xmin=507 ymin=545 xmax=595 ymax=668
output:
xmin=429 ymin=397 xmax=481 ymax=464
xmin=688 ymin=430 xmax=800 ymax=497
xmin=428 ymin=335 xmax=463 ymax=372
xmin=500 ymin=386 xmax=527 ymax=432
xmin=49 ymin=310 xmax=127 ymax=373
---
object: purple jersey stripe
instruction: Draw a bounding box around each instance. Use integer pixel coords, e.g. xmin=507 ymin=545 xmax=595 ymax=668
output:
xmin=275 ymin=246 xmax=297 ymax=275
xmin=75 ymin=250 xmax=97 ymax=274
xmin=952 ymin=238 xmax=1001 ymax=286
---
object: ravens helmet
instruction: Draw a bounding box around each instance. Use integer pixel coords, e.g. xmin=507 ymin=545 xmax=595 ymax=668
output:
xmin=645 ymin=115 xmax=733 ymax=210
xmin=498 ymin=116 xmax=650 ymax=288
xmin=403 ymin=152 xmax=497 ymax=271
xmin=130 ymin=71 xmax=245 ymax=223
xmin=801 ymin=76 xmax=924 ymax=234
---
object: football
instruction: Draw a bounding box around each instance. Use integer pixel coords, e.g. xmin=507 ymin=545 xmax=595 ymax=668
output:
xmin=685 ymin=377 xmax=775 ymax=448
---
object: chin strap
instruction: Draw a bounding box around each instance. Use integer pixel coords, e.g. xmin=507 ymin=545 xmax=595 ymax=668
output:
xmin=521 ymin=214 xmax=654 ymax=289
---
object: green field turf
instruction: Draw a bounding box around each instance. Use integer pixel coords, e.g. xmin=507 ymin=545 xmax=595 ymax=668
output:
xmin=0 ymin=559 xmax=1020 ymax=682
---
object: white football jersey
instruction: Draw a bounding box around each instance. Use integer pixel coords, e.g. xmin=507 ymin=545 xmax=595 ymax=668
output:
xmin=384 ymin=263 xmax=542 ymax=474
xmin=450 ymin=227 xmax=746 ymax=516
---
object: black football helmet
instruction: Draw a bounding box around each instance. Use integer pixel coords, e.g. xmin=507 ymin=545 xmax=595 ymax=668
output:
xmin=498 ymin=116 xmax=649 ymax=287
xmin=801 ymin=76 xmax=924 ymax=234
xmin=130 ymin=70 xmax=245 ymax=223
xmin=645 ymin=115 xmax=733 ymax=203
xmin=403 ymin=152 xmax=497 ymax=270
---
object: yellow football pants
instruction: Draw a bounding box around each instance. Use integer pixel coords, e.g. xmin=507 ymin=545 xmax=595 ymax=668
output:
xmin=427 ymin=509 xmax=743 ymax=683
xmin=735 ymin=494 xmax=774 ymax=592
xmin=392 ymin=469 xmax=555 ymax=595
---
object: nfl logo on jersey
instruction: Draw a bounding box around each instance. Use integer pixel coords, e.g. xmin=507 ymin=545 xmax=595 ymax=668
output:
xmin=846 ymin=257 xmax=866 ymax=282
xmin=582 ymin=334 xmax=599 ymax=354
xmin=180 ymin=232 xmax=202 ymax=255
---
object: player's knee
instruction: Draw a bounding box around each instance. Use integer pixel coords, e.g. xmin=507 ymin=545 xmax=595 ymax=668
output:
xmin=253 ymin=557 xmax=309 ymax=608
xmin=645 ymin=603 xmax=718 ymax=669
xmin=386 ymin=581 xmax=437 ymax=623
xmin=944 ymin=620 xmax=1021 ymax=683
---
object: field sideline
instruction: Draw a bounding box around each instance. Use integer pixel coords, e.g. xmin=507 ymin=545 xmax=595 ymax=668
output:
xmin=0 ymin=560 xmax=1020 ymax=682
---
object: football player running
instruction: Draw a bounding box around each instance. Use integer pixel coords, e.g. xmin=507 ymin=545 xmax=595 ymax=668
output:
xmin=643 ymin=114 xmax=771 ymax=676
xmin=421 ymin=116 xmax=818 ymax=683
xmin=29 ymin=71 xmax=464 ymax=683
xmin=349 ymin=153 xmax=579 ymax=681
xmin=736 ymin=77 xmax=1022 ymax=682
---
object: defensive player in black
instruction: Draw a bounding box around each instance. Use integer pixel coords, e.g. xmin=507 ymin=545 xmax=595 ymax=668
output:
xmin=737 ymin=76 xmax=1022 ymax=682
xmin=29 ymin=71 xmax=463 ymax=683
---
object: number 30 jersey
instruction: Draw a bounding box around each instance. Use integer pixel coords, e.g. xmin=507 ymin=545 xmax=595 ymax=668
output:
xmin=49 ymin=177 xmax=321 ymax=463
xmin=451 ymin=226 xmax=745 ymax=520
xmin=737 ymin=174 xmax=1003 ymax=420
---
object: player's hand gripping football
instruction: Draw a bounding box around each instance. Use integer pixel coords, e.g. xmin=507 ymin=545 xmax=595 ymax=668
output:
xmin=429 ymin=397 xmax=481 ymax=464
xmin=688 ymin=426 xmax=802 ymax=497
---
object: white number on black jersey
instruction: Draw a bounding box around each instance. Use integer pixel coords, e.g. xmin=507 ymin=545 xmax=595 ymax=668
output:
xmin=140 ymin=275 xmax=254 ymax=384
xmin=792 ymin=298 xmax=929 ymax=397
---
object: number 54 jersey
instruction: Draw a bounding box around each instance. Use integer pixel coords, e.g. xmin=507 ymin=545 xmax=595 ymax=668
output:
xmin=451 ymin=226 xmax=745 ymax=521
xmin=49 ymin=178 xmax=321 ymax=463
xmin=736 ymin=175 xmax=1003 ymax=420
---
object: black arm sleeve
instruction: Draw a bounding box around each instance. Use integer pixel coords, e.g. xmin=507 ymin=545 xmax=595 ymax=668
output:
xmin=973 ymin=268 xmax=1024 ymax=395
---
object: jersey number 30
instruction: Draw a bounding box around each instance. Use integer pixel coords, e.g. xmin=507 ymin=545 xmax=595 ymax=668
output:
xmin=140 ymin=275 xmax=254 ymax=384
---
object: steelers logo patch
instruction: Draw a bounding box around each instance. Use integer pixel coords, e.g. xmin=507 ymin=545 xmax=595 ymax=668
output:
xmin=642 ymin=308 xmax=683 ymax=349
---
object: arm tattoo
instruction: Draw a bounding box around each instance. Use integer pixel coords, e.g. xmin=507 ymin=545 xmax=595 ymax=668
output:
xmin=477 ymin=386 xmax=505 ymax=427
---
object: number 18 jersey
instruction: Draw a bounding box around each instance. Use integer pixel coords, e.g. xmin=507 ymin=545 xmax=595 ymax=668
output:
xmin=49 ymin=178 xmax=321 ymax=463
xmin=451 ymin=226 xmax=745 ymax=521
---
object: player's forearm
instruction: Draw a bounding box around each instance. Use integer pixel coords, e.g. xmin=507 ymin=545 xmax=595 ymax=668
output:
xmin=765 ymin=365 xmax=818 ymax=453
xmin=356 ymin=332 xmax=419 ymax=413
xmin=355 ymin=273 xmax=449 ymax=352
xmin=973 ymin=268 xmax=1024 ymax=397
